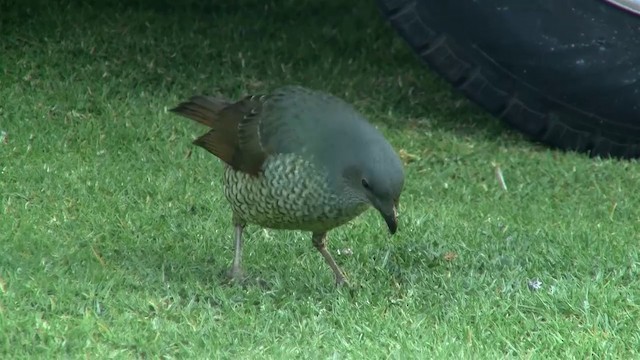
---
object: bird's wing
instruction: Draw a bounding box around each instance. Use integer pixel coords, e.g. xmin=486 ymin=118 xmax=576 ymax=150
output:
xmin=171 ymin=93 xmax=305 ymax=176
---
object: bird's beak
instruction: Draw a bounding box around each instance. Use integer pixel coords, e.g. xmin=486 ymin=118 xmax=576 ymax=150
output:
xmin=378 ymin=203 xmax=398 ymax=235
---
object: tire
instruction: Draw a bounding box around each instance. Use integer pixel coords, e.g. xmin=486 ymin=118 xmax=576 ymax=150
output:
xmin=376 ymin=0 xmax=640 ymax=158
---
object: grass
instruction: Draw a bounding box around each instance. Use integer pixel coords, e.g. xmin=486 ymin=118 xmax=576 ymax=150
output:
xmin=2 ymin=0 xmax=640 ymax=358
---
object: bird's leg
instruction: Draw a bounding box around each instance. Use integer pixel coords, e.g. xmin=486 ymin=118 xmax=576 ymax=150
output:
xmin=227 ymin=220 xmax=245 ymax=282
xmin=312 ymin=232 xmax=348 ymax=286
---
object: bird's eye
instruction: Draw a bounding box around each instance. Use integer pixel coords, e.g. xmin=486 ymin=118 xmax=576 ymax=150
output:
xmin=361 ymin=178 xmax=370 ymax=189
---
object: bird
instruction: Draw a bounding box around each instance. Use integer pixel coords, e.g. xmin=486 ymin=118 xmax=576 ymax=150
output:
xmin=170 ymin=85 xmax=405 ymax=286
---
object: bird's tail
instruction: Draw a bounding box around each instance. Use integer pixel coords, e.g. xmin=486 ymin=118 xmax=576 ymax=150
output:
xmin=169 ymin=96 xmax=231 ymax=128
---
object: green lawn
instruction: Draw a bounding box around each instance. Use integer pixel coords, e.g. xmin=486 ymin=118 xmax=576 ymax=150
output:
xmin=2 ymin=0 xmax=640 ymax=358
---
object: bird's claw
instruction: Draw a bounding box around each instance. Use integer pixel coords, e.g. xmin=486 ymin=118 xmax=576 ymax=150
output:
xmin=224 ymin=266 xmax=246 ymax=284
xmin=335 ymin=274 xmax=350 ymax=287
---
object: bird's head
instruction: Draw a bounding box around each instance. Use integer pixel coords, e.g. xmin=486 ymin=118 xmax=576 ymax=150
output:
xmin=341 ymin=146 xmax=405 ymax=234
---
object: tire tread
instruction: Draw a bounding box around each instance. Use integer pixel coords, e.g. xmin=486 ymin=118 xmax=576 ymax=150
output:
xmin=377 ymin=0 xmax=639 ymax=158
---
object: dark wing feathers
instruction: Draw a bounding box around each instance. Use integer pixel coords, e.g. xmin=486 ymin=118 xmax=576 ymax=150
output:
xmin=170 ymin=94 xmax=269 ymax=176
xmin=170 ymin=96 xmax=230 ymax=127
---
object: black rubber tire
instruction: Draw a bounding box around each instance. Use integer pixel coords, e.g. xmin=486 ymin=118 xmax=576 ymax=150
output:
xmin=377 ymin=0 xmax=640 ymax=158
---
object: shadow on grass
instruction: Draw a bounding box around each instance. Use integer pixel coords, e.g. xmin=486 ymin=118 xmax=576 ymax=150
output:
xmin=2 ymin=0 xmax=512 ymax=143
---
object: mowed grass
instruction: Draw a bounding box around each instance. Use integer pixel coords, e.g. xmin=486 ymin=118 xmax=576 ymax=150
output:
xmin=2 ymin=0 xmax=640 ymax=357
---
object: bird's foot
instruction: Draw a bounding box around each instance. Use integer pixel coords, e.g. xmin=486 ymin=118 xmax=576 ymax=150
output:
xmin=335 ymin=274 xmax=350 ymax=287
xmin=224 ymin=266 xmax=246 ymax=284
xmin=221 ymin=267 xmax=271 ymax=289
